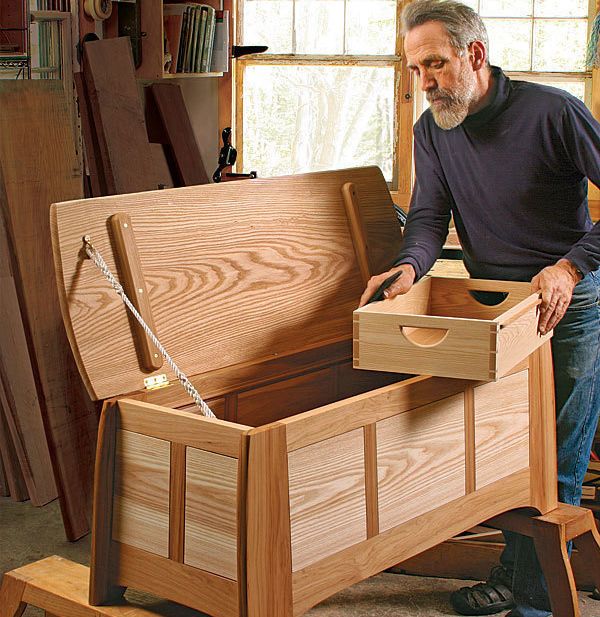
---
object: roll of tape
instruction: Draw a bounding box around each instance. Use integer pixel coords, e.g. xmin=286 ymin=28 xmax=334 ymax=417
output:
xmin=84 ymin=0 xmax=112 ymax=21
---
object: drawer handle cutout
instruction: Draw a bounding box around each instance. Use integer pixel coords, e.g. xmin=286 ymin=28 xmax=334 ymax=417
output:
xmin=399 ymin=326 xmax=449 ymax=348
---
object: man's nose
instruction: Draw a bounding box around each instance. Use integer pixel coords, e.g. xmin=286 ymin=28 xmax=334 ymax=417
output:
xmin=420 ymin=71 xmax=437 ymax=91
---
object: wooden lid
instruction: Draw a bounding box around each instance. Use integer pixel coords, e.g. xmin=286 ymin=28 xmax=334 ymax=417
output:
xmin=51 ymin=166 xmax=402 ymax=400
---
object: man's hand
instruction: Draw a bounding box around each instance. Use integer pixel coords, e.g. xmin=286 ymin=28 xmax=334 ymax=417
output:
xmin=359 ymin=264 xmax=416 ymax=308
xmin=531 ymin=259 xmax=582 ymax=335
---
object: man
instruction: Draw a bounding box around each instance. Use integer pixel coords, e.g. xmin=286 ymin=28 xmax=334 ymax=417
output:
xmin=359 ymin=1 xmax=600 ymax=616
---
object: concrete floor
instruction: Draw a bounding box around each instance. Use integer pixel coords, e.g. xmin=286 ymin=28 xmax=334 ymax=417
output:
xmin=1 ymin=497 xmax=598 ymax=617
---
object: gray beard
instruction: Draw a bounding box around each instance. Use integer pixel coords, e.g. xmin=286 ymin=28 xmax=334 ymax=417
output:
xmin=427 ymin=69 xmax=477 ymax=130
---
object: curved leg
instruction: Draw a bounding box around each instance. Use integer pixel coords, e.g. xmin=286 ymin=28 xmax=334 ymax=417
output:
xmin=532 ymin=522 xmax=579 ymax=617
xmin=0 ymin=574 xmax=26 ymax=617
xmin=573 ymin=523 xmax=600 ymax=593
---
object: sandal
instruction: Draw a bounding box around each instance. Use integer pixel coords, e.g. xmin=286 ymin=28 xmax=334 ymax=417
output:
xmin=450 ymin=566 xmax=515 ymax=616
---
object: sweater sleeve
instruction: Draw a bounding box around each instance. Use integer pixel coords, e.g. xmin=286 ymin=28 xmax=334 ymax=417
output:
xmin=393 ymin=118 xmax=452 ymax=279
xmin=558 ymin=97 xmax=600 ymax=275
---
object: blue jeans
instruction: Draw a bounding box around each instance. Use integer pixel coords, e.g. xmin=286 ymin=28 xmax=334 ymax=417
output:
xmin=500 ymin=270 xmax=600 ymax=617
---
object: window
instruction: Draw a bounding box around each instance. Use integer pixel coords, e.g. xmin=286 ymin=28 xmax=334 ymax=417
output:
xmin=236 ymin=0 xmax=597 ymax=204
xmin=237 ymin=0 xmax=400 ymax=182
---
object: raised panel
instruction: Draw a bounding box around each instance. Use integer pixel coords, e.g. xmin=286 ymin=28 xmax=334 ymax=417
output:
xmin=377 ymin=393 xmax=466 ymax=532
xmin=113 ymin=430 xmax=170 ymax=556
xmin=185 ymin=447 xmax=239 ymax=580
xmin=475 ymin=370 xmax=530 ymax=489
xmin=288 ymin=428 xmax=366 ymax=572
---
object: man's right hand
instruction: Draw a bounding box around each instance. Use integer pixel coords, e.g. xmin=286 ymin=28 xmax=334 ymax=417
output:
xmin=358 ymin=264 xmax=416 ymax=308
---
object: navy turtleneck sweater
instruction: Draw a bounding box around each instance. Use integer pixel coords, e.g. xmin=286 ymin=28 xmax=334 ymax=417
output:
xmin=395 ymin=66 xmax=600 ymax=282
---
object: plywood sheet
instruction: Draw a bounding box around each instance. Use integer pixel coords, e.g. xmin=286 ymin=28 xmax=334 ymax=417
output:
xmin=288 ymin=428 xmax=366 ymax=572
xmin=0 ymin=80 xmax=96 ymax=538
xmin=474 ymin=370 xmax=530 ymax=489
xmin=112 ymin=430 xmax=170 ymax=556
xmin=184 ymin=447 xmax=238 ymax=579
xmin=51 ymin=166 xmax=401 ymax=400
xmin=377 ymin=392 xmax=466 ymax=532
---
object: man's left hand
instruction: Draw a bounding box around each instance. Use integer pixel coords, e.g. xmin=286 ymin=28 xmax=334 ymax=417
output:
xmin=531 ymin=259 xmax=582 ymax=335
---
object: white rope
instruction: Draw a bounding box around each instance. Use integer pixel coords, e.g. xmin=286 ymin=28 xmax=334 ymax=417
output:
xmin=83 ymin=236 xmax=215 ymax=418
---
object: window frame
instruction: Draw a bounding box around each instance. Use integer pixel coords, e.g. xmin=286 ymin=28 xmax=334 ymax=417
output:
xmin=233 ymin=0 xmax=600 ymax=221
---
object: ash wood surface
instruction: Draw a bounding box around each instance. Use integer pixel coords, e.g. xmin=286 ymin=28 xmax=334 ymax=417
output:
xmin=117 ymin=399 xmax=249 ymax=457
xmin=341 ymin=182 xmax=374 ymax=285
xmin=377 ymin=391 xmax=466 ymax=532
xmin=113 ymin=430 xmax=170 ymax=557
xmin=355 ymin=276 xmax=548 ymax=381
xmin=291 ymin=468 xmax=533 ymax=616
xmin=82 ymin=38 xmax=172 ymax=195
xmin=147 ymin=83 xmax=210 ymax=187
xmin=184 ymin=447 xmax=239 ymax=579
xmin=0 ymin=80 xmax=97 ymax=540
xmin=474 ymin=370 xmax=530 ymax=490
xmin=51 ymin=167 xmax=400 ymax=401
xmin=363 ymin=424 xmax=379 ymax=538
xmin=246 ymin=425 xmax=293 ymax=617
xmin=288 ymin=428 xmax=367 ymax=572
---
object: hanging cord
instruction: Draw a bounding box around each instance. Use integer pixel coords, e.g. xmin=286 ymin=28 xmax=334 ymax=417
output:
xmin=82 ymin=236 xmax=215 ymax=418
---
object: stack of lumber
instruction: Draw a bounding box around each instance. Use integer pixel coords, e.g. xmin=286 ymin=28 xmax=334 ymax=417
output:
xmin=75 ymin=37 xmax=174 ymax=197
xmin=0 ymin=80 xmax=98 ymax=539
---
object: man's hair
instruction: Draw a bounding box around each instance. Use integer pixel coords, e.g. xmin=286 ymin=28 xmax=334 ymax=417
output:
xmin=401 ymin=0 xmax=489 ymax=57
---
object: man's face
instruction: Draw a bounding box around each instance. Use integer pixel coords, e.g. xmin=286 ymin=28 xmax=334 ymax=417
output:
xmin=404 ymin=21 xmax=478 ymax=130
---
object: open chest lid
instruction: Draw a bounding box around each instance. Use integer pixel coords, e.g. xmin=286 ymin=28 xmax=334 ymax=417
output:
xmin=51 ymin=166 xmax=402 ymax=401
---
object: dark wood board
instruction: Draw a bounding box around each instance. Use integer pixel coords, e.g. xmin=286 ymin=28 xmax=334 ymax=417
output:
xmin=0 ymin=81 xmax=98 ymax=538
xmin=147 ymin=82 xmax=210 ymax=187
xmin=0 ymin=383 xmax=28 ymax=502
xmin=82 ymin=37 xmax=173 ymax=194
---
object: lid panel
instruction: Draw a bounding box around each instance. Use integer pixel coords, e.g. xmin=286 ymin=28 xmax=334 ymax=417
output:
xmin=51 ymin=167 xmax=402 ymax=400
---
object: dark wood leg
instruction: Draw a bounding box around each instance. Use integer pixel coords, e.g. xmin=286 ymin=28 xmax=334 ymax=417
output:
xmin=532 ymin=520 xmax=579 ymax=617
xmin=573 ymin=521 xmax=600 ymax=593
xmin=0 ymin=574 xmax=27 ymax=617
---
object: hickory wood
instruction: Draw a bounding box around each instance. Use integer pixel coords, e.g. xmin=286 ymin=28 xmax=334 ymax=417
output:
xmin=109 ymin=213 xmax=163 ymax=372
xmin=169 ymin=442 xmax=186 ymax=562
xmin=363 ymin=424 xmax=379 ymax=538
xmin=51 ymin=167 xmax=401 ymax=401
xmin=464 ymin=386 xmax=475 ymax=493
xmin=0 ymin=80 xmax=97 ymax=540
xmin=246 ymin=424 xmax=294 ymax=617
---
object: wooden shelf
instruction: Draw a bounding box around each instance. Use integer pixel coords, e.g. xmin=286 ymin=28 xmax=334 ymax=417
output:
xmin=163 ymin=71 xmax=223 ymax=79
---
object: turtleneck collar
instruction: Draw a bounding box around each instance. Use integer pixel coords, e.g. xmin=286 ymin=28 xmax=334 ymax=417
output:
xmin=462 ymin=66 xmax=511 ymax=128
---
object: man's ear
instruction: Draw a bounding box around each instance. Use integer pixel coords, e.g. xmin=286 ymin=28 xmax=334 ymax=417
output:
xmin=470 ymin=40 xmax=487 ymax=70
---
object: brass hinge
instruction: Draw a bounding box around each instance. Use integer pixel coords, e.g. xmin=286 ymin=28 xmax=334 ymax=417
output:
xmin=144 ymin=374 xmax=169 ymax=391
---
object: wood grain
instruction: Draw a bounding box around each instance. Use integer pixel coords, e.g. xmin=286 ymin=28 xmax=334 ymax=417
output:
xmin=51 ymin=166 xmax=399 ymax=401
xmin=237 ymin=367 xmax=337 ymax=426
xmin=0 ymin=383 xmax=28 ymax=502
xmin=341 ymin=182 xmax=374 ymax=286
xmin=464 ymin=386 xmax=475 ymax=494
xmin=112 ymin=430 xmax=170 ymax=557
xmin=82 ymin=37 xmax=172 ymax=195
xmin=377 ymin=392 xmax=466 ymax=532
xmin=0 ymin=210 xmax=57 ymax=505
xmin=288 ymin=428 xmax=367 ymax=572
xmin=169 ymin=442 xmax=186 ymax=562
xmin=89 ymin=402 xmax=125 ymax=606
xmin=246 ymin=424 xmax=293 ymax=617
xmin=184 ymin=447 xmax=239 ymax=579
xmin=0 ymin=80 xmax=96 ymax=540
xmin=117 ymin=399 xmax=248 ymax=457
xmin=291 ymin=469 xmax=533 ymax=616
xmin=364 ymin=424 xmax=379 ymax=538
xmin=474 ymin=370 xmax=530 ymax=490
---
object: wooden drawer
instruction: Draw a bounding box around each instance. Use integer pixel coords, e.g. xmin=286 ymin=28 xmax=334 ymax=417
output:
xmin=353 ymin=276 xmax=552 ymax=381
